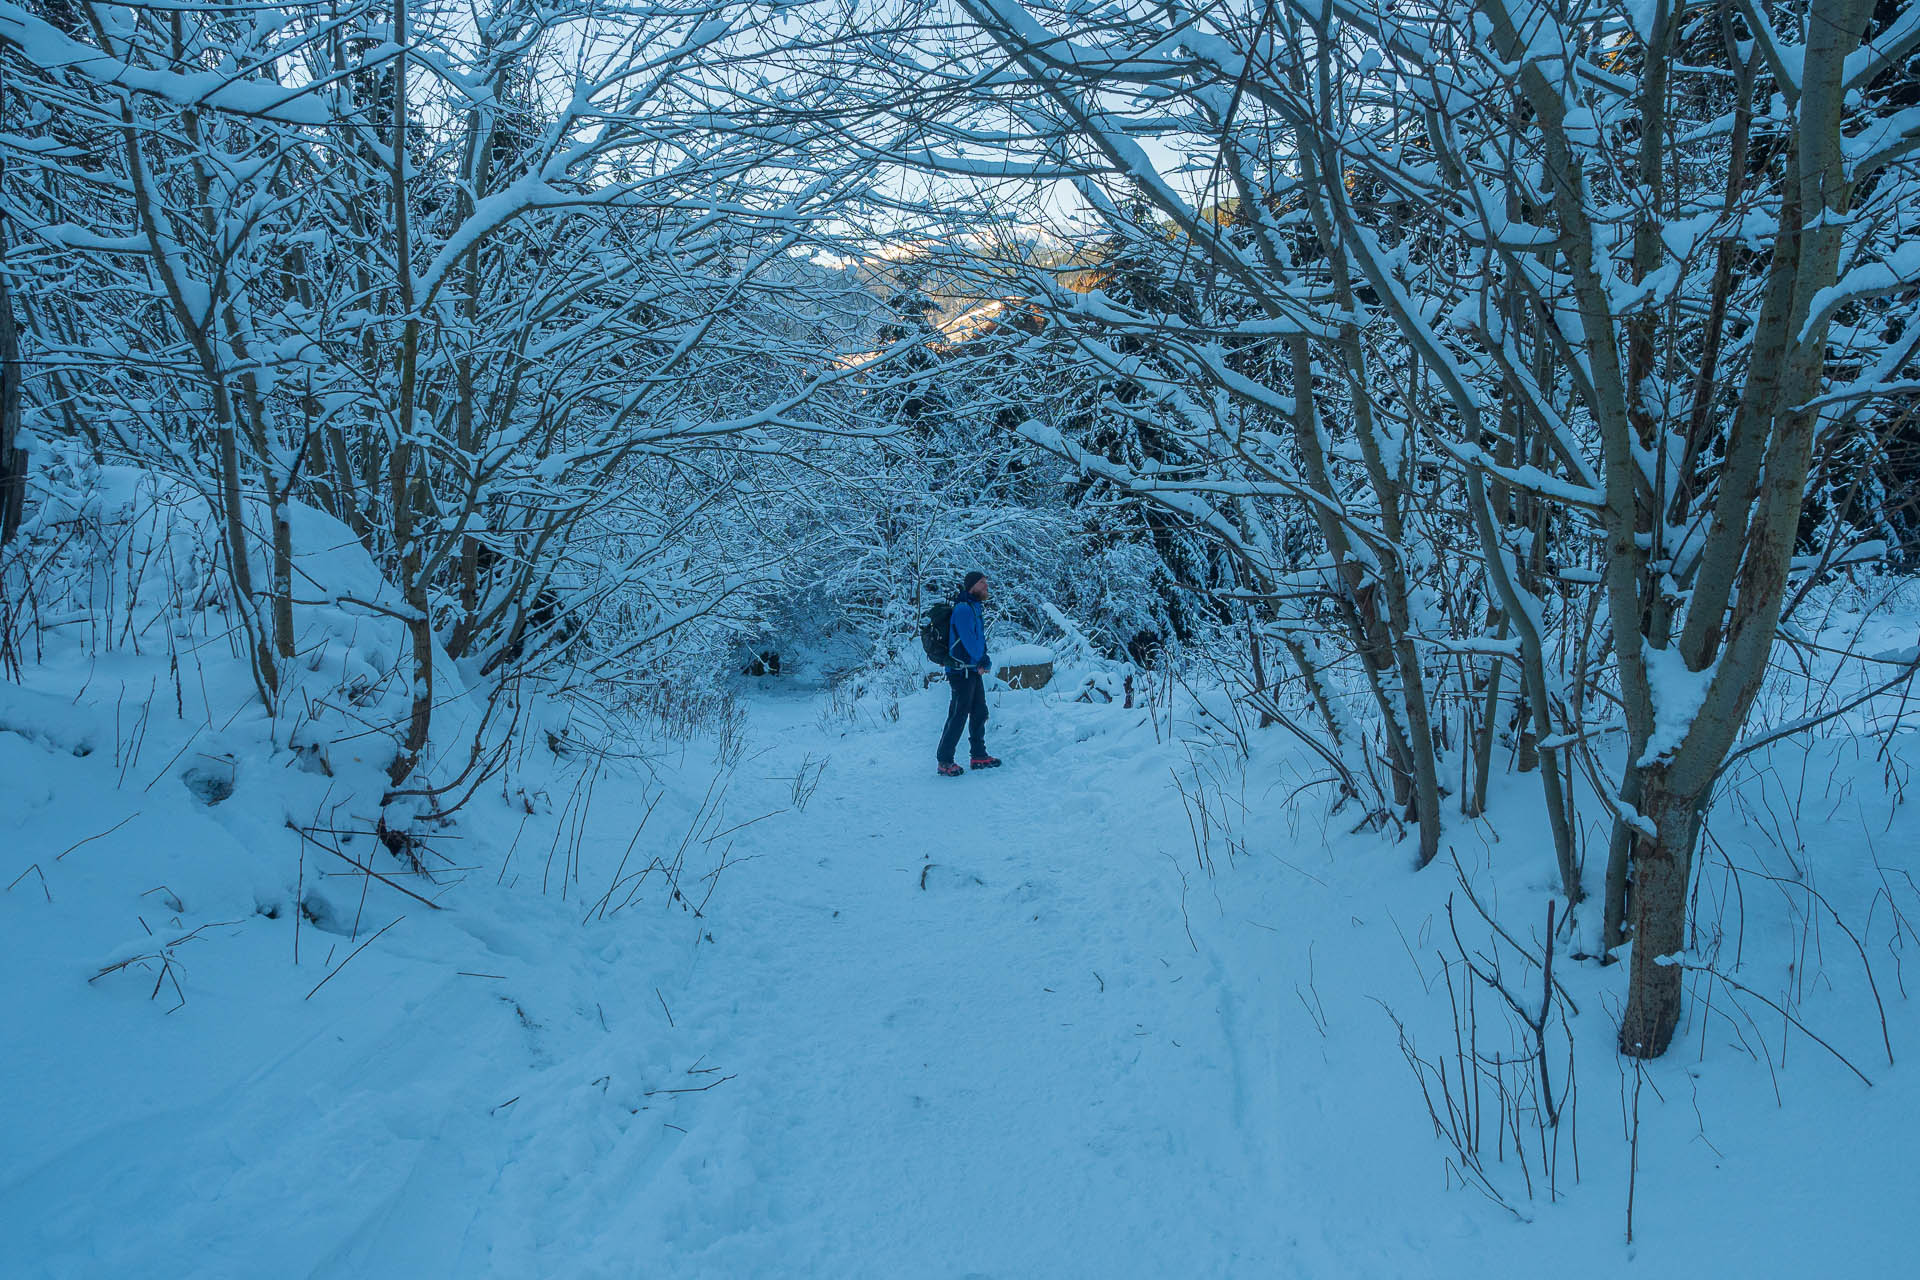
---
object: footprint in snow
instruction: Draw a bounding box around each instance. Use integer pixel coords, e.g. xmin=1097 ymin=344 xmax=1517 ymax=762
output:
xmin=917 ymin=863 xmax=985 ymax=891
xmin=1004 ymin=878 xmax=1052 ymax=904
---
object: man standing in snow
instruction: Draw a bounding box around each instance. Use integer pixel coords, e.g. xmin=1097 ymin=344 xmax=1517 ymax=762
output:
xmin=937 ymin=571 xmax=1001 ymax=777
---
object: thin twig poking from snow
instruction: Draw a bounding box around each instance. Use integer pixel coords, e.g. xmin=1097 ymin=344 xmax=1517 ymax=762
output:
xmin=303 ymin=916 xmax=404 ymax=1002
xmin=1657 ymin=958 xmax=1875 ymax=1088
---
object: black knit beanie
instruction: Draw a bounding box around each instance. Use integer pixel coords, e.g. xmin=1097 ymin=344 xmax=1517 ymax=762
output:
xmin=962 ymin=571 xmax=987 ymax=592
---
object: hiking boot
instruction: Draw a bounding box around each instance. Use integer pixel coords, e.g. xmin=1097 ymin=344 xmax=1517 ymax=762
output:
xmin=937 ymin=763 xmax=965 ymax=778
xmin=969 ymin=755 xmax=1002 ymax=769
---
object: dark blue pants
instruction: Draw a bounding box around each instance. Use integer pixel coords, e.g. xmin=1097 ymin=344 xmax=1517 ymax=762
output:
xmin=937 ymin=669 xmax=988 ymax=765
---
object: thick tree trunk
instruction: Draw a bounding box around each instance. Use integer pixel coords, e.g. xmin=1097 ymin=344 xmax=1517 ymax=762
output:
xmin=1617 ymin=781 xmax=1704 ymax=1056
xmin=1611 ymin=0 xmax=1872 ymax=1057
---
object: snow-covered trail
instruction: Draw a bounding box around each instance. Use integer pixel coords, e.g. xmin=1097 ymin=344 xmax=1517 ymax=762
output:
xmin=25 ymin=677 xmax=1910 ymax=1278
xmin=286 ymin=680 xmax=1333 ymax=1276
xmin=430 ymin=684 xmax=1920 ymax=1280
xmin=4 ymin=679 xmax=1317 ymax=1279
xmin=630 ymin=686 xmax=1300 ymax=1274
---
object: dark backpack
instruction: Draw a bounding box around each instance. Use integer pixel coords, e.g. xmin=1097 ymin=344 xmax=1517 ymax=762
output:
xmin=919 ymin=600 xmax=955 ymax=666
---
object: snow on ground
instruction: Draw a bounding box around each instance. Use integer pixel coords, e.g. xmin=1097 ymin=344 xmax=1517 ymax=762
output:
xmin=6 ymin=647 xmax=1920 ymax=1275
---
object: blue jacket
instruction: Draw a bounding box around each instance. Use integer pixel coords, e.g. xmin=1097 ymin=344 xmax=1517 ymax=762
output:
xmin=948 ymin=594 xmax=989 ymax=669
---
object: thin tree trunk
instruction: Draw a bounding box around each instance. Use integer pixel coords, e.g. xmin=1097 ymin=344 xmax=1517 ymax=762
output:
xmin=388 ymin=0 xmax=432 ymax=788
xmin=0 ymin=265 xmax=25 ymax=547
xmin=1469 ymin=614 xmax=1508 ymax=819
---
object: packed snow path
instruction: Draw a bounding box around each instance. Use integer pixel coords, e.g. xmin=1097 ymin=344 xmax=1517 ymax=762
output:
xmin=638 ymin=689 xmax=1295 ymax=1274
xmin=6 ymin=684 xmax=1316 ymax=1277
